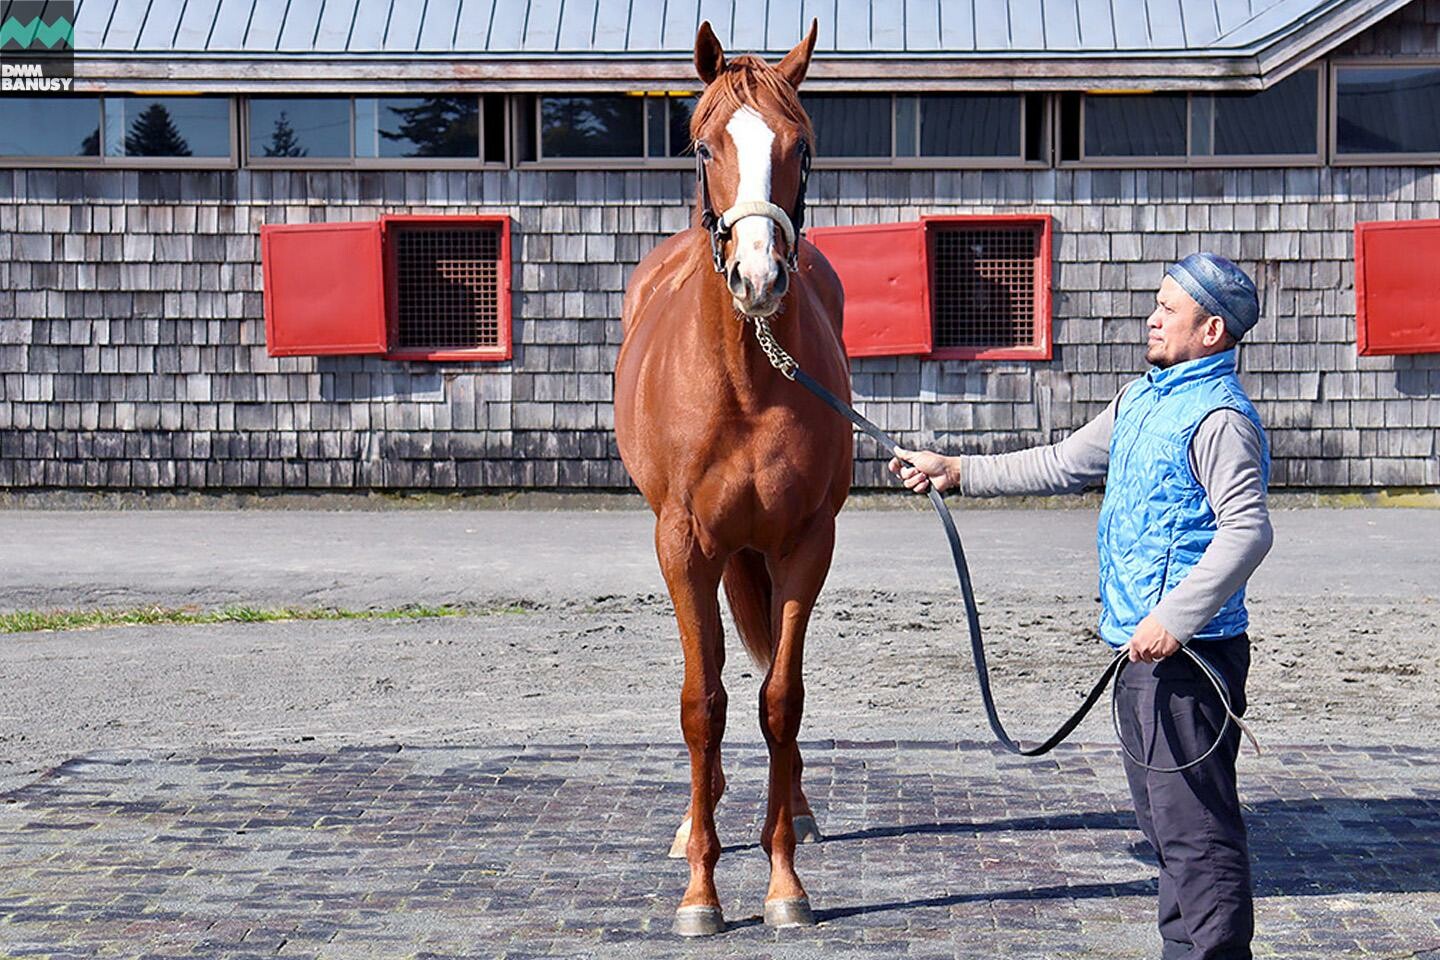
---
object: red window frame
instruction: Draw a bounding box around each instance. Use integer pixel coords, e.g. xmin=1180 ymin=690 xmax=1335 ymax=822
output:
xmin=921 ymin=214 xmax=1052 ymax=362
xmin=381 ymin=214 xmax=513 ymax=363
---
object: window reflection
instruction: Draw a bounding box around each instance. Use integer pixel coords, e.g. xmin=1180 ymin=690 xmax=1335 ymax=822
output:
xmin=920 ymin=95 xmax=1021 ymax=157
xmin=0 ymin=96 xmax=100 ymax=156
xmin=356 ymin=97 xmax=479 ymax=158
xmin=541 ymin=95 xmax=644 ymax=158
xmin=250 ymin=98 xmax=351 ymax=158
xmin=1085 ymin=94 xmax=1186 ymax=157
xmin=1338 ymin=67 xmax=1440 ymax=155
xmin=104 ymin=97 xmax=230 ymax=158
xmin=803 ymin=95 xmax=891 ymax=157
xmin=1211 ymin=71 xmax=1318 ymax=156
xmin=667 ymin=96 xmax=696 ymax=157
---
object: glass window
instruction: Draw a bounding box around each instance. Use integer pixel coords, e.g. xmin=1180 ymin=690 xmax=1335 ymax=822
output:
xmin=919 ymin=95 xmax=1022 ymax=157
xmin=1209 ymin=70 xmax=1318 ymax=156
xmin=803 ymin=94 xmax=890 ymax=157
xmin=355 ymin=97 xmax=479 ymax=159
xmin=250 ymin=98 xmax=351 ymax=158
xmin=103 ymin=97 xmax=230 ymax=158
xmin=1078 ymin=72 xmax=1320 ymax=161
xmin=0 ymin=96 xmax=100 ymax=156
xmin=1084 ymin=94 xmax=1186 ymax=157
xmin=540 ymin=95 xmax=644 ymax=158
xmin=896 ymin=96 xmax=918 ymax=156
xmin=667 ymin=96 xmax=696 ymax=157
xmin=1337 ymin=66 xmax=1440 ymax=155
xmin=647 ymin=96 xmax=667 ymax=158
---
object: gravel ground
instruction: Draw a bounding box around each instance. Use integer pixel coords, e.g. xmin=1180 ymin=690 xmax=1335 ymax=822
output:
xmin=2 ymin=505 xmax=1437 ymax=794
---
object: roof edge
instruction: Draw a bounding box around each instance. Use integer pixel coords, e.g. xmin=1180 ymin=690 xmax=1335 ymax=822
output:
xmin=70 ymin=55 xmax=1275 ymax=92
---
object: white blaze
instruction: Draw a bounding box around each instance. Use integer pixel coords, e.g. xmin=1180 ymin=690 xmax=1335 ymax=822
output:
xmin=724 ymin=106 xmax=778 ymax=296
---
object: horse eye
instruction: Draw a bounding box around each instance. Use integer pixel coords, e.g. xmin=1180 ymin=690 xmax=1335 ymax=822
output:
xmin=696 ymin=142 xmax=712 ymax=161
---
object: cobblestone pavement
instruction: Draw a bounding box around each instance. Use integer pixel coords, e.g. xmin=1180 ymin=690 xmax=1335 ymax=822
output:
xmin=2 ymin=741 xmax=1437 ymax=960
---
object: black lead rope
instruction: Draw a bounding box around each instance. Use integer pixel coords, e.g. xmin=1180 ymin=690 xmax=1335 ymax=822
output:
xmin=790 ymin=367 xmax=1257 ymax=769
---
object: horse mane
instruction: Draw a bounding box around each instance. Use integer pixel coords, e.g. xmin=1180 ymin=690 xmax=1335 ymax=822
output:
xmin=689 ymin=55 xmax=814 ymax=147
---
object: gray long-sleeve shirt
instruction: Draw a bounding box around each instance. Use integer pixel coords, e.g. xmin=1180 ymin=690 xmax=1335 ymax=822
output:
xmin=959 ymin=386 xmax=1274 ymax=643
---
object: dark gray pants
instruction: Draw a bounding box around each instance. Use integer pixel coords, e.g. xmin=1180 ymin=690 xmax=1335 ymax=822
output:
xmin=1115 ymin=634 xmax=1253 ymax=960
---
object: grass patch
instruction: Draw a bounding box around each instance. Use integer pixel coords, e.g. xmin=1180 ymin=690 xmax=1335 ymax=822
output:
xmin=0 ymin=602 xmax=534 ymax=635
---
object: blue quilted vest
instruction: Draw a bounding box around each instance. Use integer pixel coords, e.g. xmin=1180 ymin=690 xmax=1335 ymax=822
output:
xmin=1096 ymin=349 xmax=1269 ymax=649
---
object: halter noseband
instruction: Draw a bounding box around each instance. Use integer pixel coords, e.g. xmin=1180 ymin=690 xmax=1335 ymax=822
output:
xmin=698 ymin=138 xmax=811 ymax=275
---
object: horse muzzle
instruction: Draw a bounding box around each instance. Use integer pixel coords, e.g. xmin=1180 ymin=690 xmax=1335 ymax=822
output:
xmin=719 ymin=201 xmax=798 ymax=318
xmin=726 ymin=257 xmax=789 ymax=317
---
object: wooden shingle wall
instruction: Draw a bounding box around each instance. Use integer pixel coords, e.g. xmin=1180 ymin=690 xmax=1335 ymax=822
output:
xmin=3 ymin=162 xmax=1437 ymax=492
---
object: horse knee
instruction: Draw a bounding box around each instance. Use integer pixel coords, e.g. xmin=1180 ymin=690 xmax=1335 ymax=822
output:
xmin=681 ymin=684 xmax=728 ymax=746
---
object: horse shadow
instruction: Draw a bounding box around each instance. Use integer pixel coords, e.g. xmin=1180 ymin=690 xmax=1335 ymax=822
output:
xmin=721 ymin=796 xmax=1440 ymax=922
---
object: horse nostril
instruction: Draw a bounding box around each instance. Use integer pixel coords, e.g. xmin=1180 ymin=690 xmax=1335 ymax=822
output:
xmin=727 ymin=262 xmax=748 ymax=300
xmin=772 ymin=269 xmax=789 ymax=298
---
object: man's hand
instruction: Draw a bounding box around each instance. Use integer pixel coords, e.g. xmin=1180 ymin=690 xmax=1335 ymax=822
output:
xmin=888 ymin=447 xmax=960 ymax=495
xmin=1126 ymin=614 xmax=1182 ymax=663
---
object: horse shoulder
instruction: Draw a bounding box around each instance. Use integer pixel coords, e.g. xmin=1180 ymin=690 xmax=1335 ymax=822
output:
xmin=622 ymin=229 xmax=707 ymax=337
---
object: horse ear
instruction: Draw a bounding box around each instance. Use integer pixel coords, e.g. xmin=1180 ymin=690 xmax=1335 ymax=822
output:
xmin=694 ymin=21 xmax=726 ymax=85
xmin=775 ymin=18 xmax=818 ymax=89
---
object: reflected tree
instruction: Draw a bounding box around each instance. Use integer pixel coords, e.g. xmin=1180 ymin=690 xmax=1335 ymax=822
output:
xmin=264 ymin=111 xmax=308 ymax=158
xmin=379 ymin=97 xmax=478 ymax=157
xmin=542 ymin=96 xmax=640 ymax=156
xmin=125 ymin=103 xmax=191 ymax=157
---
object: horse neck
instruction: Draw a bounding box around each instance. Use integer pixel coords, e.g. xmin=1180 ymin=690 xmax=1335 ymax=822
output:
xmin=691 ymin=262 xmax=788 ymax=400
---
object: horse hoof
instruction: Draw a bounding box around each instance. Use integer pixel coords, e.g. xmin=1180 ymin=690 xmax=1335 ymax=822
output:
xmin=793 ymin=814 xmax=822 ymax=844
xmin=667 ymin=816 xmax=691 ymax=859
xmin=764 ymin=897 xmax=815 ymax=927
xmin=674 ymin=905 xmax=726 ymax=937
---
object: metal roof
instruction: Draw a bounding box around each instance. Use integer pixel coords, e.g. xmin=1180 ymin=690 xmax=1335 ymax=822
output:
xmin=56 ymin=0 xmax=1416 ymax=91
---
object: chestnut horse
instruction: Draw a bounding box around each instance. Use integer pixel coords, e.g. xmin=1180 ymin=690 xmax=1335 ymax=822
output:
xmin=614 ymin=20 xmax=851 ymax=937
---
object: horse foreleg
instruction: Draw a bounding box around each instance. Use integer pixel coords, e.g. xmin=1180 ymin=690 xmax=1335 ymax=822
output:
xmin=655 ymin=512 xmax=729 ymax=936
xmin=759 ymin=513 xmax=835 ymax=927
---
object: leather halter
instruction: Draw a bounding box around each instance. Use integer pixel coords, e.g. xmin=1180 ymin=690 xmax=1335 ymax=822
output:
xmin=697 ymin=138 xmax=811 ymax=275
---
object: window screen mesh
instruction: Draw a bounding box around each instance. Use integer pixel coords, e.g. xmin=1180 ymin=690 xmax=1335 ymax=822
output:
xmin=931 ymin=226 xmax=1038 ymax=349
xmin=394 ymin=227 xmax=501 ymax=349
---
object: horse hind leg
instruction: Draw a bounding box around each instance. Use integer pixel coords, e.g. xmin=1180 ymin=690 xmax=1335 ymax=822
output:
xmin=722 ymin=548 xmax=822 ymax=849
xmin=667 ymin=762 xmax=726 ymax=858
xmin=791 ymin=750 xmax=822 ymax=844
xmin=655 ymin=511 xmax=730 ymax=937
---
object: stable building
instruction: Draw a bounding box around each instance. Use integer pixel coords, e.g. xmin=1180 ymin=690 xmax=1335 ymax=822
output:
xmin=1 ymin=0 xmax=1438 ymax=492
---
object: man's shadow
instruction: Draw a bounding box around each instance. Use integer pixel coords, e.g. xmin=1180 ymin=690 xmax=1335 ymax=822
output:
xmin=719 ymin=797 xmax=1440 ymax=922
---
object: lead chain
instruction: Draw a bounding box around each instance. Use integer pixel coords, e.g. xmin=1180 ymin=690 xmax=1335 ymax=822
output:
xmin=750 ymin=315 xmax=798 ymax=380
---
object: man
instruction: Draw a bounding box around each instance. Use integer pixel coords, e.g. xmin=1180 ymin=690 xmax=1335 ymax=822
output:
xmin=890 ymin=253 xmax=1273 ymax=960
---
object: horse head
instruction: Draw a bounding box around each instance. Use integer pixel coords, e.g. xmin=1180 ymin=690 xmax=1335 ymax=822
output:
xmin=690 ymin=20 xmax=818 ymax=319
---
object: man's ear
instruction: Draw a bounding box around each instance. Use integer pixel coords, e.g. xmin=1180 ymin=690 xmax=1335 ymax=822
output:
xmin=775 ymin=18 xmax=818 ymax=89
xmin=695 ymin=21 xmax=725 ymax=85
xmin=1204 ymin=315 xmax=1229 ymax=346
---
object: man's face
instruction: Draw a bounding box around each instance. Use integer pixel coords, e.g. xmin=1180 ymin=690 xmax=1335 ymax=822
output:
xmin=1146 ymin=276 xmax=1228 ymax=368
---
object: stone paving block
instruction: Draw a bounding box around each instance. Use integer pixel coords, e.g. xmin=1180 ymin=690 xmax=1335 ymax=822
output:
xmin=1 ymin=742 xmax=1437 ymax=959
